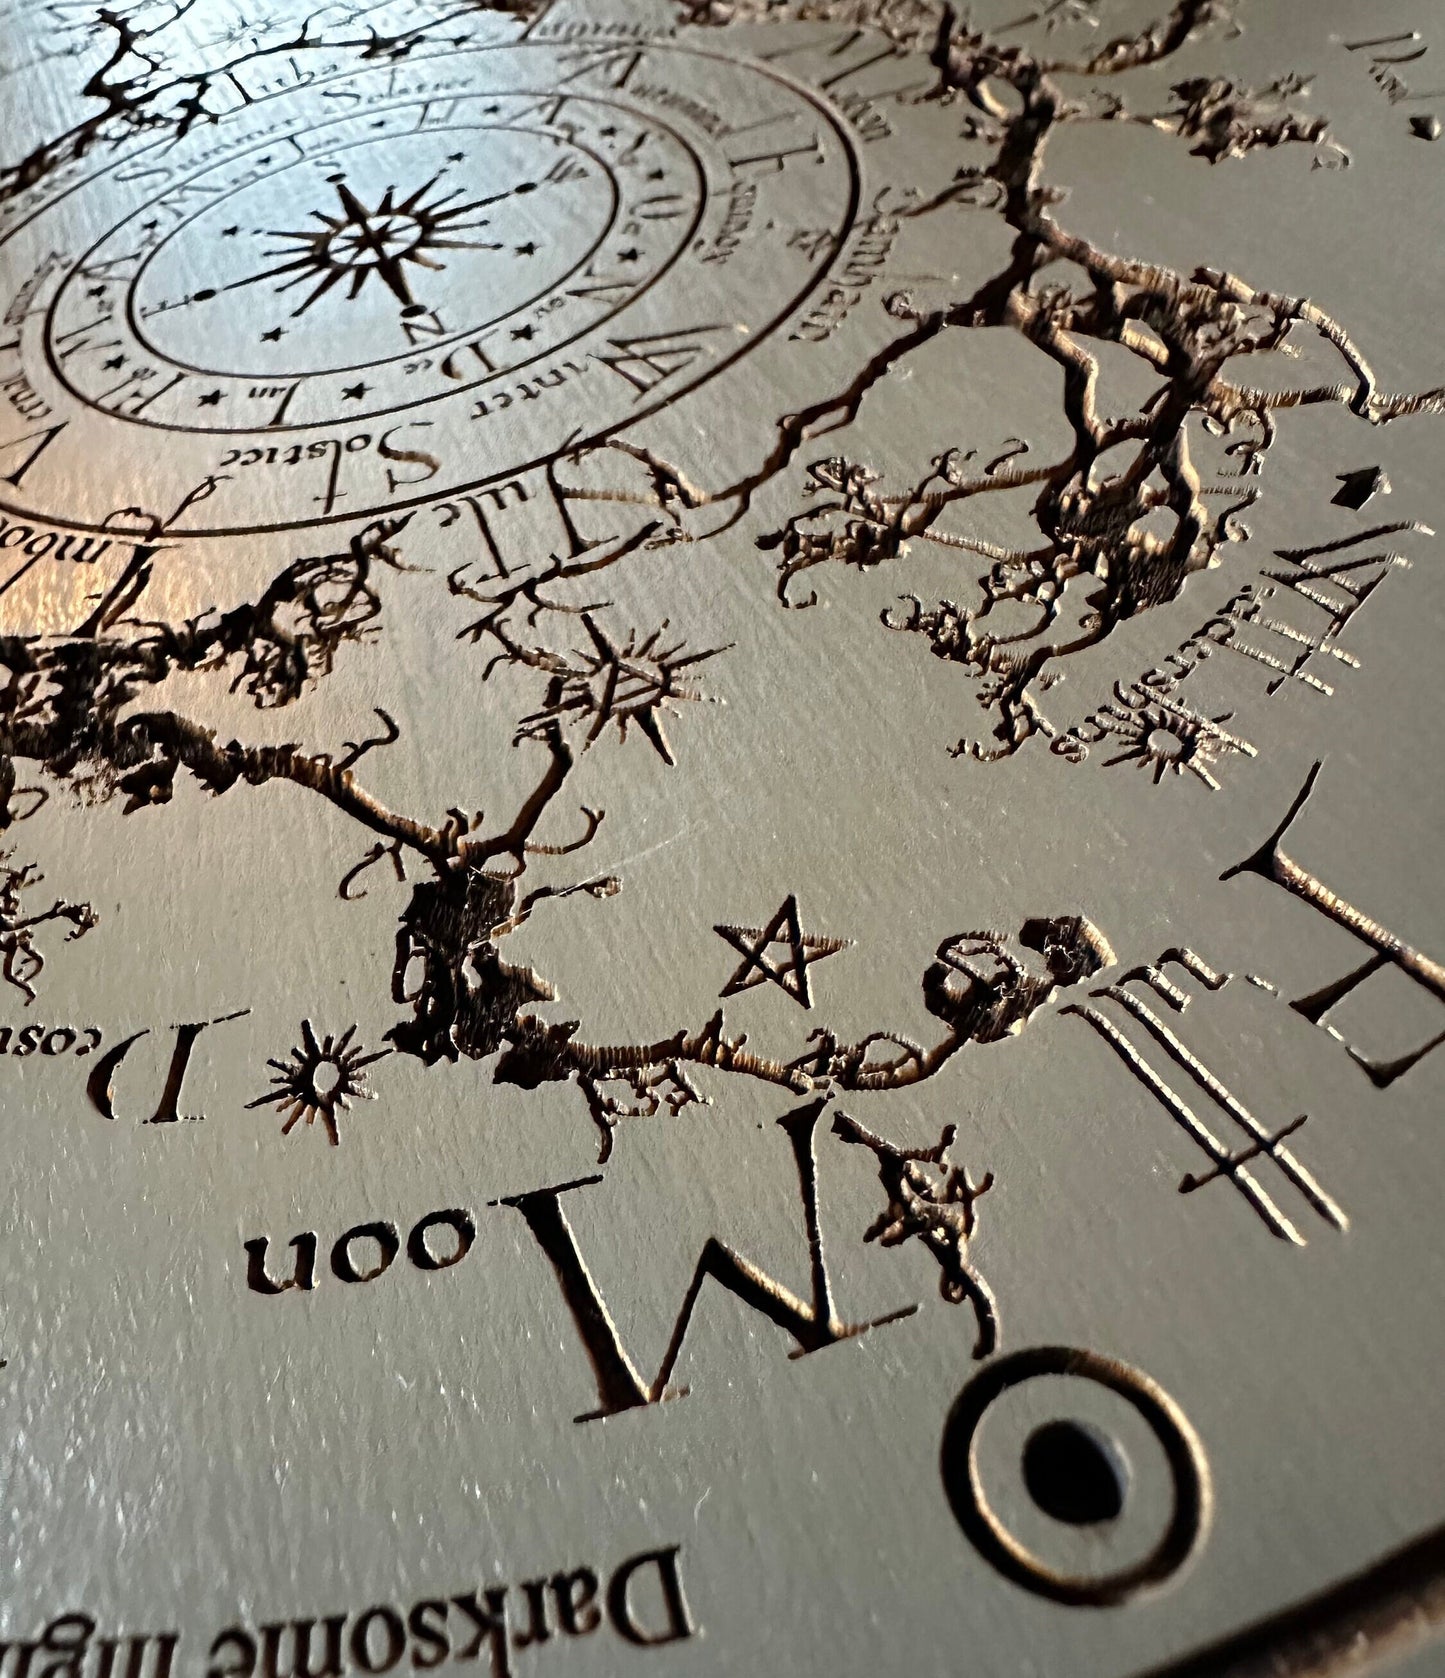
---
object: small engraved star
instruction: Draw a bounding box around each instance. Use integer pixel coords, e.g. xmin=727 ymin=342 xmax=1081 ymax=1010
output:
xmin=260 ymin=326 xmax=285 ymax=342
xmin=86 ymin=284 xmax=107 ymax=299
xmin=447 ymin=151 xmax=466 ymax=163
xmin=197 ymin=389 xmax=225 ymax=406
xmin=511 ymin=323 xmax=535 ymax=341
xmin=101 ymin=354 xmax=125 ymax=371
xmin=247 ymin=1020 xmax=389 ymax=1146
xmin=221 ymin=225 xmax=241 ymax=237
xmin=617 ymin=247 xmax=641 ymax=262
xmin=514 ymin=241 xmax=538 ymax=256
xmin=1102 ymin=697 xmax=1255 ymax=790
xmin=342 ymin=381 xmax=370 ymax=400
xmin=715 ymin=894 xmax=853 ymax=1009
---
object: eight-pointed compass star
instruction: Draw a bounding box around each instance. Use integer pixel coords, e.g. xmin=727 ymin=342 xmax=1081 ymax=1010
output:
xmin=229 ymin=171 xmax=536 ymax=318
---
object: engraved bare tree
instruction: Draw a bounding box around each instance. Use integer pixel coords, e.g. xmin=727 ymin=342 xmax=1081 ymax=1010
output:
xmin=2 ymin=0 xmax=1437 ymax=1348
xmin=584 ymin=0 xmax=1444 ymax=760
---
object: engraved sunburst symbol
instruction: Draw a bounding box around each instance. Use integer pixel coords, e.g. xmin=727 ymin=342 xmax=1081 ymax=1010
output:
xmin=246 ymin=1020 xmax=389 ymax=1145
xmin=514 ymin=613 xmax=728 ymax=765
xmin=1102 ymin=699 xmax=1256 ymax=791
xmin=241 ymin=171 xmax=535 ymax=318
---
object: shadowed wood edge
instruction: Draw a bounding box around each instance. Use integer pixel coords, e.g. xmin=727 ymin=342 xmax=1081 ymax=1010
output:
xmin=1135 ymin=1523 xmax=1445 ymax=1678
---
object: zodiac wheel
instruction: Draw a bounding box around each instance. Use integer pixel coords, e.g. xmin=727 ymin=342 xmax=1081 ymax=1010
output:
xmin=0 ymin=39 xmax=859 ymax=535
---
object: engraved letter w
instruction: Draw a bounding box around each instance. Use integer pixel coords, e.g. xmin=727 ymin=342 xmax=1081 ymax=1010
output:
xmin=500 ymin=1100 xmax=911 ymax=1422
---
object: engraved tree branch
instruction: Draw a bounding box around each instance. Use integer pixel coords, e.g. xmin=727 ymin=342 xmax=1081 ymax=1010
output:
xmin=0 ymin=851 xmax=98 ymax=1003
xmin=0 ymin=0 xmax=542 ymax=205
xmin=0 ymin=518 xmax=601 ymax=872
xmin=582 ymin=0 xmax=1444 ymax=761
xmin=2 ymin=0 xmax=1417 ymax=1280
xmin=833 ymin=1109 xmax=998 ymax=1357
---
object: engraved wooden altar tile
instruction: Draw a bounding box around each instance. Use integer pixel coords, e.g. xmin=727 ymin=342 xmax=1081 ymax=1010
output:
xmin=0 ymin=2 xmax=1444 ymax=1674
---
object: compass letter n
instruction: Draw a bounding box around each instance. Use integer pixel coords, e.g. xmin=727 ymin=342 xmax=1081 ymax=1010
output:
xmin=401 ymin=310 xmax=446 ymax=347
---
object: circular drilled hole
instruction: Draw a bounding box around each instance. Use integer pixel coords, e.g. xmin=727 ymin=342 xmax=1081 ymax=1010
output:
xmin=1022 ymin=1419 xmax=1128 ymax=1526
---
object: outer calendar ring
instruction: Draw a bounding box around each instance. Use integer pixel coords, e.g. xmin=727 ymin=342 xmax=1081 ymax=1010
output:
xmin=0 ymin=41 xmax=861 ymax=536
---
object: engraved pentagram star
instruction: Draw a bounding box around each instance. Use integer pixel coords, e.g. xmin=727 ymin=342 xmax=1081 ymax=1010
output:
xmin=714 ymin=895 xmax=852 ymax=1009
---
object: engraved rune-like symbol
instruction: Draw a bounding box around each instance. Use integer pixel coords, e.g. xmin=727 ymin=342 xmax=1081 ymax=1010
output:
xmin=1224 ymin=760 xmax=1445 ymax=1086
xmin=1064 ymin=949 xmax=1348 ymax=1245
xmin=1332 ymin=465 xmax=1390 ymax=510
xmin=714 ymin=894 xmax=851 ymax=1009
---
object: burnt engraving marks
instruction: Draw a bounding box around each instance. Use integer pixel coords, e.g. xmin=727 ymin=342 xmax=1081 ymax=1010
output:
xmin=1065 ymin=952 xmax=1348 ymax=1245
xmin=0 ymin=852 xmax=96 ymax=1001
xmin=0 ymin=1549 xmax=696 ymax=1678
xmin=1 ymin=0 xmax=1445 ymax=1653
xmin=714 ymin=893 xmax=851 ymax=1007
xmin=1344 ymin=29 xmax=1445 ymax=141
xmin=1065 ymin=759 xmax=1445 ymax=1243
xmin=1225 ymin=762 xmax=1445 ymax=1089
xmin=0 ymin=39 xmax=861 ymax=534
xmin=246 ymin=1021 xmax=388 ymax=1144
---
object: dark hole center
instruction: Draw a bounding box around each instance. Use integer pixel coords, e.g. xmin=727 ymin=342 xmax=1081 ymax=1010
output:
xmin=1022 ymin=1419 xmax=1127 ymax=1526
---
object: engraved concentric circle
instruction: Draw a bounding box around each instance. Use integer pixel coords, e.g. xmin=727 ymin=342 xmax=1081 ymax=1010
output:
xmin=0 ymin=41 xmax=860 ymax=536
xmin=125 ymin=121 xmax=626 ymax=387
xmin=941 ymin=1346 xmax=1213 ymax=1606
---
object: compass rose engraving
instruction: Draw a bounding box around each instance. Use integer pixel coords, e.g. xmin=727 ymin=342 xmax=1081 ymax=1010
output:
xmin=24 ymin=45 xmax=857 ymax=524
xmin=237 ymin=171 xmax=532 ymax=319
